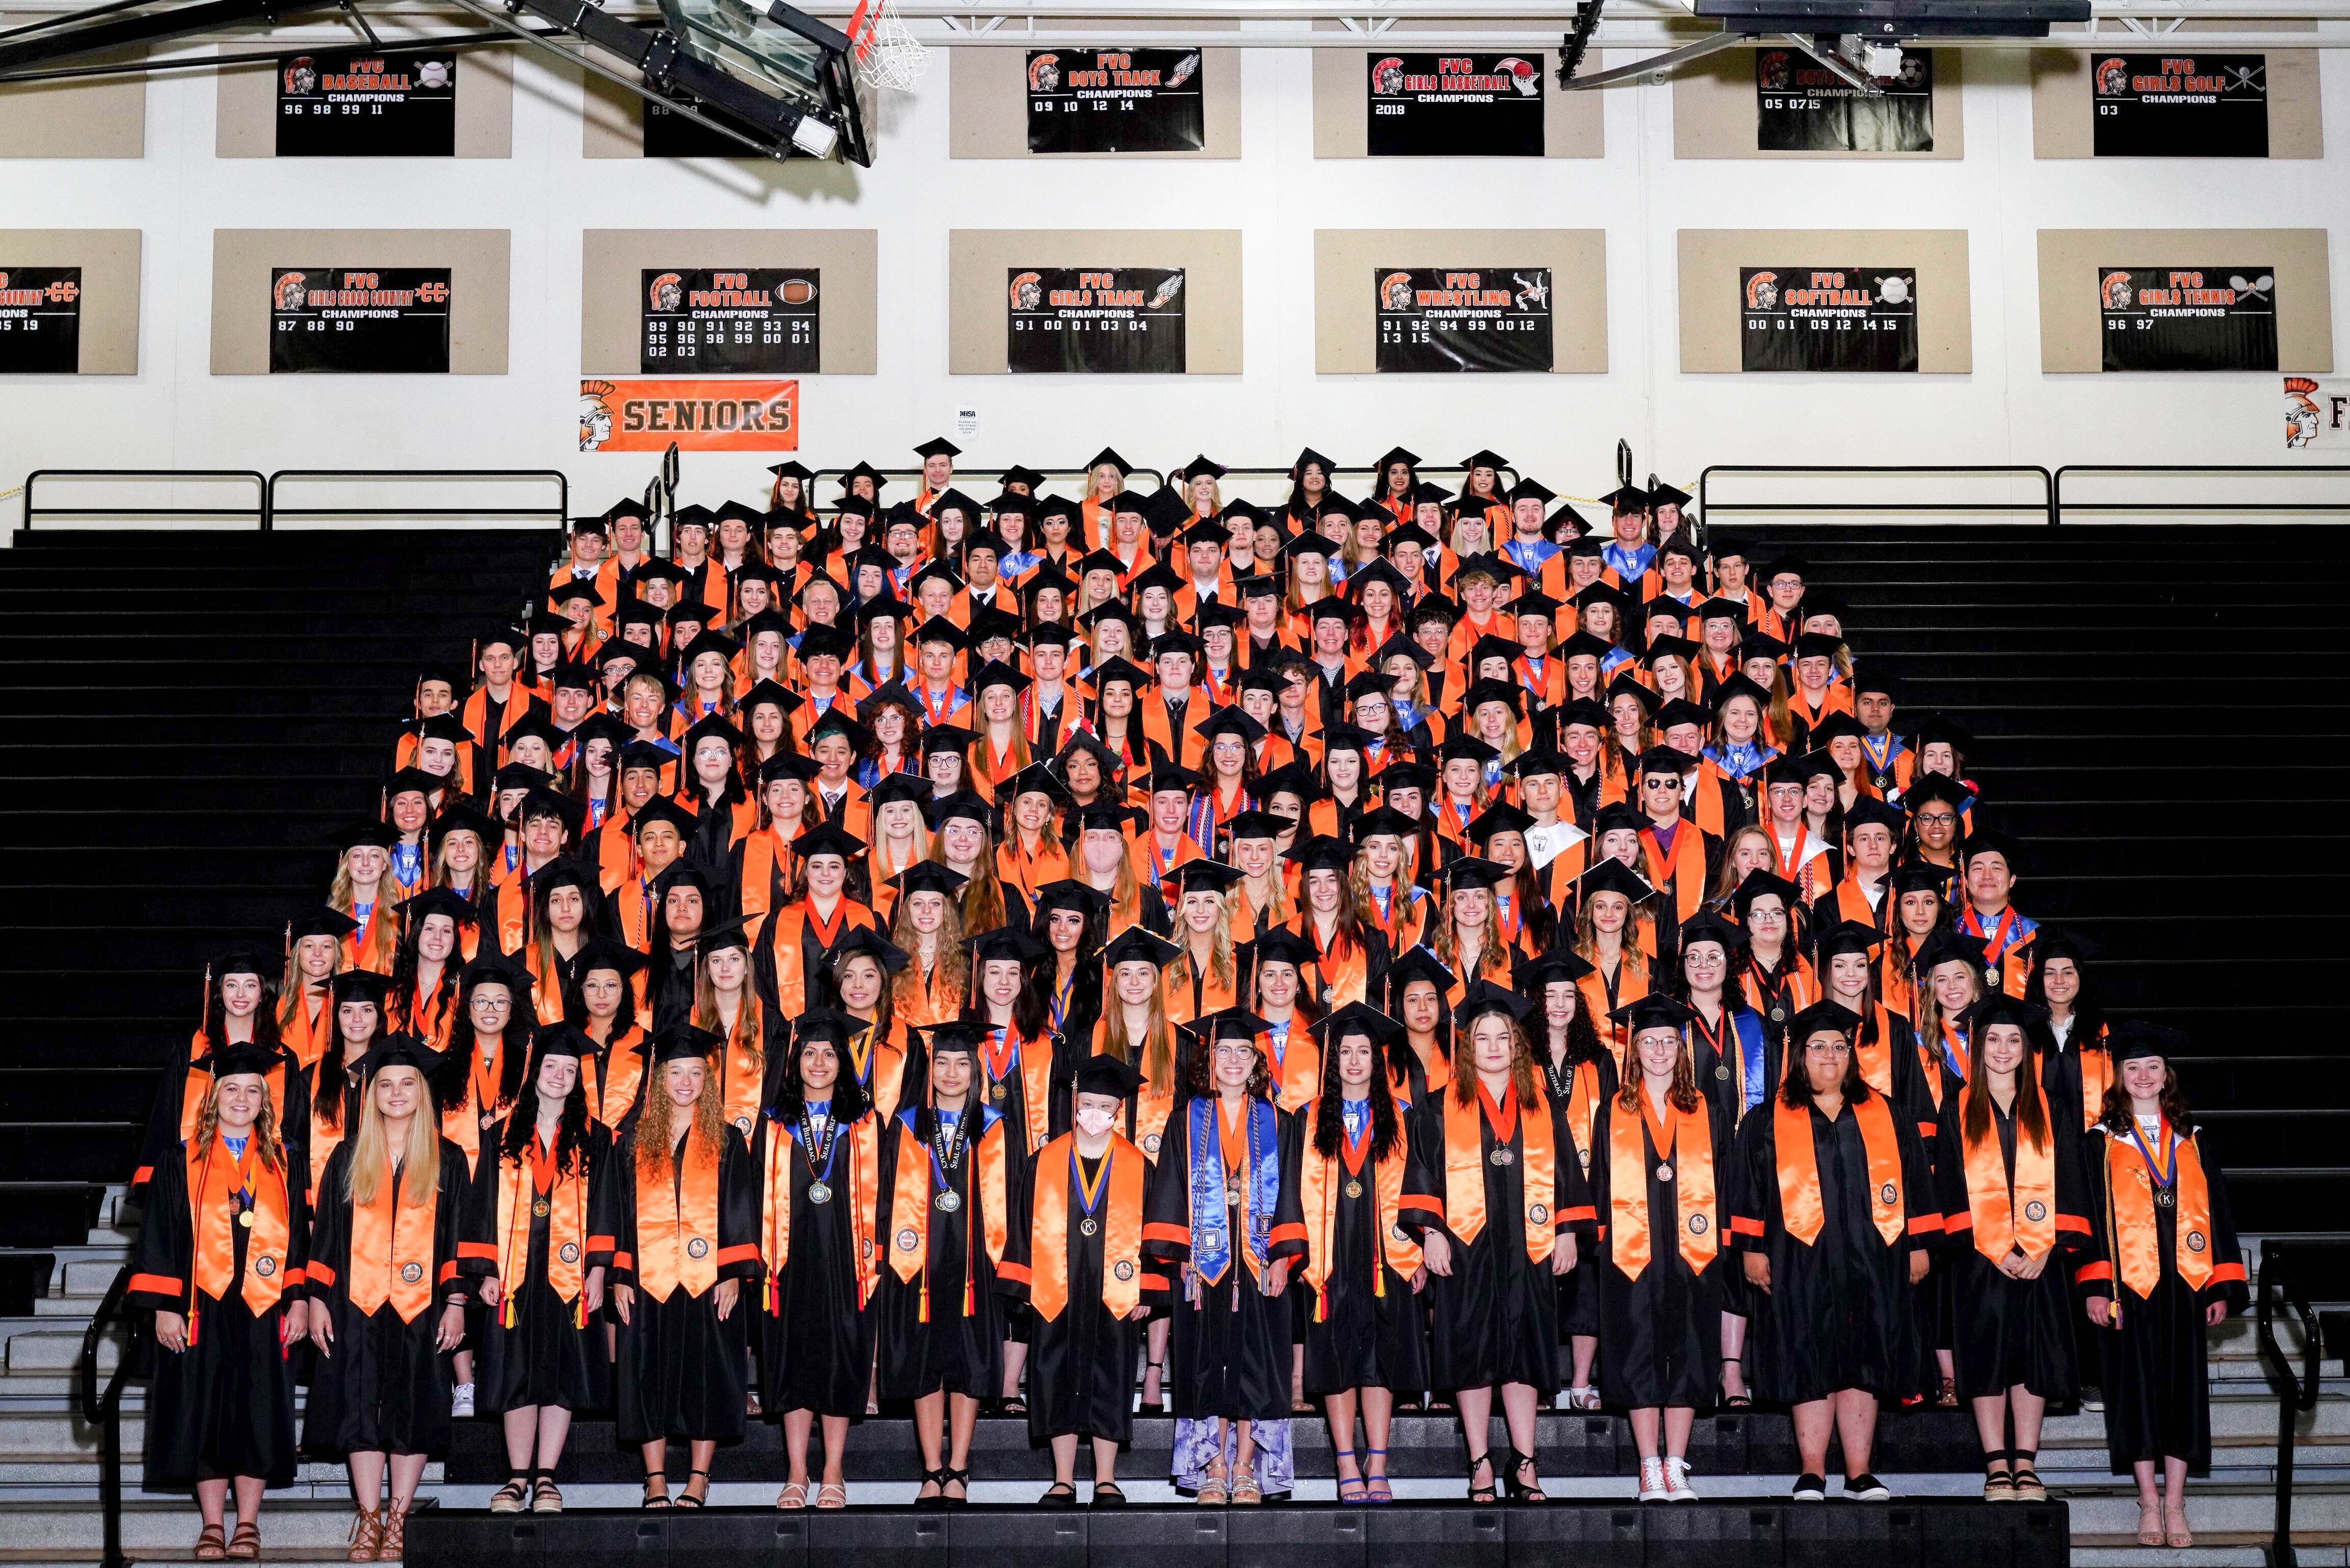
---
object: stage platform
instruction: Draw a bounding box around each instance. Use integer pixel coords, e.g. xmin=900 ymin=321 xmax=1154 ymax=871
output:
xmin=406 ymin=1498 xmax=2070 ymax=1568
xmin=448 ymin=1410 xmax=1985 ymax=1483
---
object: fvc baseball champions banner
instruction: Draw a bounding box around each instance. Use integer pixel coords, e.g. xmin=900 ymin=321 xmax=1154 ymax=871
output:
xmin=579 ymin=378 xmax=799 ymax=451
xmin=275 ymin=51 xmax=456 ymax=156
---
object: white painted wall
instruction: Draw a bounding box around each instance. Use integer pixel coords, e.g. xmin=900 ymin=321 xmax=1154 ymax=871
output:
xmin=3 ymin=37 xmax=2346 ymax=521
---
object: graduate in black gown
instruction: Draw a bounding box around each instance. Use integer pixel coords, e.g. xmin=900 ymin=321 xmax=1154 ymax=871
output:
xmin=998 ymin=1053 xmax=1162 ymax=1507
xmin=876 ymin=1022 xmax=1010 ymax=1508
xmin=129 ymin=1044 xmax=307 ymax=1560
xmin=751 ymin=1008 xmax=882 ymax=1509
xmin=1591 ymin=997 xmax=1734 ymax=1502
xmin=1519 ymin=950 xmax=1611 ymax=1412
xmin=1416 ymin=981 xmax=1595 ymax=1503
xmin=302 ymin=1036 xmax=470 ymax=1562
xmin=1726 ymin=1001 xmax=1937 ymax=1503
xmin=601 ymin=1025 xmax=762 ymax=1509
xmin=1144 ymin=1008 xmax=1307 ymax=1505
xmin=2079 ymin=1022 xmax=2248 ymax=1550
xmin=1673 ymin=910 xmax=1771 ymax=1410
xmin=1931 ymin=996 xmax=2090 ymax=1504
xmin=460 ymin=1025 xmax=612 ymax=1514
xmin=1297 ymin=1003 xmax=1435 ymax=1505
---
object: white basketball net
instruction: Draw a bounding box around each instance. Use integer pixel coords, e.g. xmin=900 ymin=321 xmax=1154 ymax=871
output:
xmin=846 ymin=0 xmax=927 ymax=91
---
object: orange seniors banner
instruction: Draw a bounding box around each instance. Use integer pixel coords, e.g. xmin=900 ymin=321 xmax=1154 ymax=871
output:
xmin=580 ymin=378 xmax=798 ymax=452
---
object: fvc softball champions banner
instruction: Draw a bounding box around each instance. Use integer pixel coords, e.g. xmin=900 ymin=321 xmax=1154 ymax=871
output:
xmin=2093 ymin=54 xmax=2268 ymax=157
xmin=1366 ymin=53 xmax=1544 ymax=156
xmin=1739 ymin=267 xmax=1918 ymax=372
xmin=1374 ymin=267 xmax=1554 ymax=372
xmin=2100 ymin=266 xmax=2277 ymax=372
xmin=579 ymin=378 xmax=799 ymax=451
xmin=1026 ymin=48 xmax=1204 ymax=152
xmin=1007 ymin=267 xmax=1186 ymax=373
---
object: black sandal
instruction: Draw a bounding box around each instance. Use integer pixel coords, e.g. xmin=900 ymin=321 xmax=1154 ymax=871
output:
xmin=915 ymin=1467 xmax=951 ymax=1512
xmin=1503 ymin=1451 xmax=1547 ymax=1503
xmin=490 ymin=1476 xmax=531 ymax=1514
xmin=642 ymin=1469 xmax=672 ymax=1510
xmin=1466 ymin=1452 xmax=1498 ymax=1503
xmin=942 ymin=1467 xmax=971 ymax=1509
xmin=2008 ymin=1449 xmax=2047 ymax=1503
xmin=1039 ymin=1480 xmax=1080 ymax=1509
xmin=1720 ymin=1355 xmax=1753 ymax=1409
xmin=1000 ymin=1394 xmax=1029 ymax=1417
xmin=674 ymin=1468 xmax=712 ymax=1508
xmin=1090 ymin=1481 xmax=1128 ymax=1509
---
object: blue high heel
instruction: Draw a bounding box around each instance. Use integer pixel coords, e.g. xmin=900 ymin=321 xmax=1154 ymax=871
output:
xmin=1334 ymin=1448 xmax=1368 ymax=1505
xmin=1365 ymin=1447 xmax=1393 ymax=1504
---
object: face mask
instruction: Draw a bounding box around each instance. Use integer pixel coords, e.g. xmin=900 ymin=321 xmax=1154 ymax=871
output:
xmin=1074 ymin=1106 xmax=1115 ymax=1139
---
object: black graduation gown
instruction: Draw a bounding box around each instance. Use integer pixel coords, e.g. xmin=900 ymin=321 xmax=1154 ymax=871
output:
xmin=1542 ymin=1051 xmax=1617 ymax=1342
xmin=1588 ymin=1093 xmax=1734 ymax=1410
xmin=1143 ymin=1101 xmax=1308 ymax=1422
xmin=1298 ymin=1105 xmax=1437 ymax=1397
xmin=129 ymin=1144 xmax=306 ymax=1486
xmin=999 ymin=1143 xmax=1146 ymax=1444
xmin=302 ymin=1138 xmax=471 ymax=1459
xmin=1726 ymin=1094 xmax=1937 ymax=1405
xmin=600 ymin=1131 xmax=762 ymax=1445
xmin=1417 ymin=1089 xmax=1595 ymax=1394
xmin=1930 ymin=1094 xmax=2089 ymax=1401
xmin=2080 ymin=1124 xmax=2249 ymax=1475
xmin=874 ymin=1107 xmax=1008 ymax=1400
xmin=750 ymin=1110 xmax=877 ymax=1418
xmin=460 ymin=1120 xmax=614 ymax=1414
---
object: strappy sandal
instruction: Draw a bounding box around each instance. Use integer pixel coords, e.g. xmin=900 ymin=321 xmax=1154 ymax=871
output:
xmin=1564 ymin=1386 xmax=1603 ymax=1412
xmin=2008 ymin=1450 xmax=2047 ymax=1503
xmin=489 ymin=1477 xmax=532 ymax=1514
xmin=2135 ymin=1501 xmax=2164 ymax=1546
xmin=2164 ymin=1502 xmax=2193 ymax=1549
xmin=346 ymin=1507 xmax=381 ymax=1563
xmin=227 ymin=1521 xmax=262 ymax=1560
xmin=1466 ymin=1452 xmax=1498 ymax=1504
xmin=1365 ymin=1448 xmax=1393 ymax=1505
xmin=916 ymin=1467 xmax=952 ymax=1512
xmin=1334 ymin=1448 xmax=1367 ymax=1505
xmin=378 ymin=1506 xmax=407 ymax=1562
xmin=531 ymin=1478 xmax=564 ymax=1514
xmin=1090 ymin=1480 xmax=1128 ymax=1508
xmin=775 ymin=1480 xmax=808 ymax=1510
xmin=941 ymin=1467 xmax=971 ymax=1510
xmin=196 ymin=1524 xmax=229 ymax=1561
xmin=675 ymin=1469 xmax=712 ymax=1508
xmin=1000 ymin=1394 xmax=1029 ymax=1417
xmin=1503 ymin=1451 xmax=1547 ymax=1503
xmin=643 ymin=1469 xmax=672 ymax=1509
xmin=1143 ymin=1362 xmax=1167 ymax=1413
xmin=1981 ymin=1449 xmax=2015 ymax=1502
xmin=1936 ymin=1376 xmax=1959 ymax=1408
xmin=1720 ymin=1355 xmax=1753 ymax=1409
xmin=1231 ymin=1468 xmax=1262 ymax=1505
xmin=816 ymin=1481 xmax=849 ymax=1510
xmin=1196 ymin=1464 xmax=1229 ymax=1506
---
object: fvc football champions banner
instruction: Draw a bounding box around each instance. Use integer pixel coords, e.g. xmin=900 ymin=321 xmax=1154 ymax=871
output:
xmin=579 ymin=378 xmax=799 ymax=451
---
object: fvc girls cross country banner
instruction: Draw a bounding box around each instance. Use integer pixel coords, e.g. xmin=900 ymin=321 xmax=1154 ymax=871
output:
xmin=1366 ymin=53 xmax=1544 ymax=156
xmin=2100 ymin=266 xmax=2277 ymax=372
xmin=1026 ymin=49 xmax=1204 ymax=152
xmin=269 ymin=267 xmax=450 ymax=373
xmin=578 ymin=379 xmax=799 ymax=451
xmin=1374 ymin=267 xmax=1554 ymax=372
xmin=641 ymin=268 xmax=819 ymax=374
xmin=1739 ymin=267 xmax=1918 ymax=372
xmin=1007 ymin=267 xmax=1186 ymax=373
xmin=2093 ymin=54 xmax=2268 ymax=156
xmin=0 ymin=267 xmax=82 ymax=373
xmin=275 ymin=51 xmax=455 ymax=156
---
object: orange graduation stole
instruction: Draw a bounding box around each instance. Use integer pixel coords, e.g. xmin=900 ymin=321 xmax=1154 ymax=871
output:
xmin=887 ymin=1113 xmax=1010 ymax=1321
xmin=490 ymin=1132 xmax=590 ymax=1316
xmin=1639 ymin=822 xmax=1709 ymax=924
xmin=186 ymin=1136 xmax=294 ymax=1325
xmin=634 ymin=1133 xmax=727 ymax=1302
xmin=1608 ymin=1094 xmax=1719 ymax=1279
xmin=1024 ymin=1133 xmax=1146 ymax=1321
xmin=2076 ymin=1038 xmax=2113 ymax=1132
xmin=1959 ymin=1081 xmax=2058 ymax=1263
xmin=1298 ymin=1100 xmax=1424 ymax=1318
xmin=348 ymin=1155 xmax=442 ymax=1322
xmin=1774 ymin=1093 xmax=1905 ymax=1247
xmin=2104 ymin=1124 xmax=2225 ymax=1301
xmin=759 ymin=1115 xmax=882 ymax=1308
xmin=1443 ymin=1083 xmax=1559 ymax=1262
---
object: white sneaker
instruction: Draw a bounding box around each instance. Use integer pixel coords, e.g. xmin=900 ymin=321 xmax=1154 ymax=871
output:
xmin=1663 ymin=1458 xmax=1699 ymax=1502
xmin=1638 ymin=1456 xmax=1668 ymax=1502
xmin=452 ymin=1382 xmax=476 ymax=1418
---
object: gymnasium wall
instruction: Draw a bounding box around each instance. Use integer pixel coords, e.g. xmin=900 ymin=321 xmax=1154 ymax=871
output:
xmin=3 ymin=34 xmax=2347 ymax=511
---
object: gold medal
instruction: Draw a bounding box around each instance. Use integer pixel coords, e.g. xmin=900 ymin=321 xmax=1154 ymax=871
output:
xmin=532 ymin=1199 xmax=550 ymax=1218
xmin=808 ymin=1181 xmax=833 ymax=1205
xmin=237 ymin=1210 xmax=254 ymax=1228
xmin=2153 ymin=1188 xmax=2176 ymax=1209
xmin=1080 ymin=1217 xmax=1100 ymax=1237
xmin=1490 ymin=1147 xmax=1516 ymax=1167
xmin=1656 ymin=1163 xmax=1674 ymax=1183
xmin=1343 ymin=1179 xmax=1363 ymax=1199
xmin=935 ymin=1190 xmax=961 ymax=1213
xmin=989 ymin=1081 xmax=1006 ymax=1105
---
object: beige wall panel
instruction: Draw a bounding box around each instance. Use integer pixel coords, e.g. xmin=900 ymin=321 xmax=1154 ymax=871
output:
xmin=1678 ymin=228 xmax=1971 ymax=372
xmin=210 ymin=228 xmax=510 ymax=374
xmin=0 ymin=228 xmax=141 ymax=373
xmin=2036 ymin=227 xmax=2331 ymax=372
xmin=1312 ymin=229 xmax=1607 ymax=374
xmin=0 ymin=17 xmax=143 ymax=157
xmin=1674 ymin=48 xmax=1961 ymax=160
xmin=947 ymin=229 xmax=1241 ymax=375
xmin=581 ymin=229 xmax=878 ymax=375
xmin=218 ymin=49 xmax=514 ymax=158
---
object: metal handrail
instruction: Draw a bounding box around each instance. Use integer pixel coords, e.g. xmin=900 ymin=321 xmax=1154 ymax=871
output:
xmin=24 ymin=468 xmax=266 ymax=531
xmin=2254 ymin=1238 xmax=2338 ymax=1568
xmin=1697 ymin=463 xmax=2058 ymax=528
xmin=77 ymin=1260 xmax=135 ymax=1568
xmin=2054 ymin=464 xmax=2350 ymax=523
xmin=265 ymin=468 xmax=569 ymax=535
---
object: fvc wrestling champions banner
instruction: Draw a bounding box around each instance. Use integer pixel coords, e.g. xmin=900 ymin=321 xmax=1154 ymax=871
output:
xmin=1374 ymin=267 xmax=1554 ymax=372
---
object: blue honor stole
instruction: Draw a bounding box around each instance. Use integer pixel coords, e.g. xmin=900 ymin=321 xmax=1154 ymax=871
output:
xmin=1188 ymin=1095 xmax=1280 ymax=1286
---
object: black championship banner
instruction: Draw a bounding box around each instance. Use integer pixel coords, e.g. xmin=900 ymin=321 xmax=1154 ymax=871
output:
xmin=2099 ymin=266 xmax=2277 ymax=372
xmin=1740 ymin=267 xmax=1917 ymax=372
xmin=2092 ymin=54 xmax=2268 ymax=157
xmin=0 ymin=267 xmax=82 ymax=373
xmin=641 ymin=269 xmax=819 ymax=374
xmin=1755 ymin=47 xmax=1933 ymax=151
xmin=275 ymin=53 xmax=455 ymax=156
xmin=1007 ymin=267 xmax=1185 ymax=373
xmin=1374 ymin=268 xmax=1553 ymax=372
xmin=270 ymin=267 xmax=452 ymax=373
xmin=1026 ymin=49 xmax=1204 ymax=153
xmin=1366 ymin=53 xmax=1545 ymax=156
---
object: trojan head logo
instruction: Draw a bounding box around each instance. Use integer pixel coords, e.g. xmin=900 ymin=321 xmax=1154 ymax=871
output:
xmin=1759 ymin=51 xmax=1792 ymax=90
xmin=1495 ymin=57 xmax=1539 ymax=95
xmin=1009 ymin=271 xmax=1044 ymax=311
xmin=2286 ymin=375 xmax=2323 ymax=449
xmin=1370 ymin=56 xmax=1405 ymax=95
xmin=283 ymin=56 xmax=318 ymax=95
xmin=1027 ymin=54 xmax=1060 ymax=92
xmin=1745 ymin=271 xmax=1780 ymax=311
xmin=1379 ymin=272 xmax=1415 ymax=311
xmin=2096 ymin=57 xmax=2129 ymax=95
xmin=580 ymin=379 xmax=617 ymax=452
xmin=648 ymin=272 xmax=685 ymax=312
xmin=2102 ymin=270 xmax=2135 ymax=310
xmin=273 ymin=271 xmax=309 ymax=311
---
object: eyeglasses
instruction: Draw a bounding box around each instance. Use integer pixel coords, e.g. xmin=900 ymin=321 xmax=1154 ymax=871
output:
xmin=1914 ymin=812 xmax=1958 ymax=826
xmin=1213 ymin=1042 xmax=1260 ymax=1060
